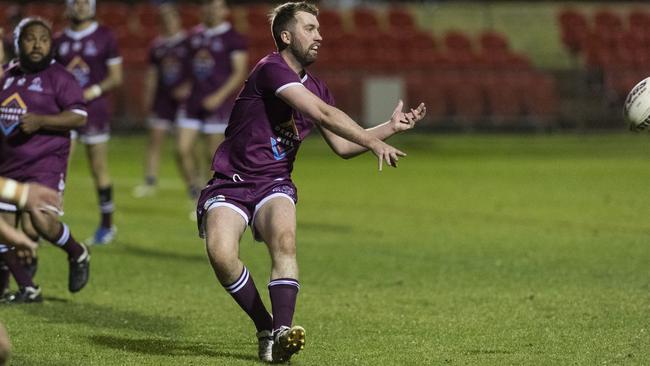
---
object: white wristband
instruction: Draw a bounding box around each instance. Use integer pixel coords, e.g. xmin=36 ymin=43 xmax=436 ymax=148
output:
xmin=1 ymin=179 xmax=17 ymax=202
xmin=90 ymin=84 xmax=102 ymax=98
xmin=18 ymin=184 xmax=29 ymax=209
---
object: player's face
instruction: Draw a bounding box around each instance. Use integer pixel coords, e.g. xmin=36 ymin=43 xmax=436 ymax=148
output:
xmin=201 ymin=0 xmax=229 ymax=26
xmin=20 ymin=24 xmax=51 ymax=63
xmin=69 ymin=0 xmax=93 ymax=22
xmin=288 ymin=11 xmax=322 ymax=67
xmin=159 ymin=5 xmax=181 ymax=34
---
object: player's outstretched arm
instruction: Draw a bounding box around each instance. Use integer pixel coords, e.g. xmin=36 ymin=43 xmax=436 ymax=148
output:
xmin=19 ymin=110 xmax=86 ymax=134
xmin=0 ymin=219 xmax=38 ymax=253
xmin=278 ymin=85 xmax=406 ymax=170
xmin=318 ymin=100 xmax=426 ymax=159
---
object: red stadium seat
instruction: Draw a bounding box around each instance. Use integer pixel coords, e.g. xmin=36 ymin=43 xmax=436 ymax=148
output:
xmin=245 ymin=4 xmax=271 ymax=29
xmin=179 ymin=4 xmax=200 ymax=28
xmin=479 ymin=31 xmax=509 ymax=52
xmin=96 ymin=2 xmax=130 ymax=28
xmin=557 ymin=8 xmax=589 ymax=54
xmin=352 ymin=8 xmax=381 ymax=32
xmin=388 ymin=7 xmax=417 ymax=34
xmin=134 ymin=3 xmax=158 ymax=29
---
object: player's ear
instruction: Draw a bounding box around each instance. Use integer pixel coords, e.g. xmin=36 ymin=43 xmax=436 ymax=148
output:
xmin=280 ymin=30 xmax=292 ymax=47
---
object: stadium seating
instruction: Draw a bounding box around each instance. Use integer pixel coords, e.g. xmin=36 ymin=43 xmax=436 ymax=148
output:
xmin=556 ymin=7 xmax=650 ymax=106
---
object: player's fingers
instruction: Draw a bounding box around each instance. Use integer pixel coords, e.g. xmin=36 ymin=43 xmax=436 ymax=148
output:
xmin=378 ymin=155 xmax=383 ymax=171
xmin=392 ymin=99 xmax=404 ymax=117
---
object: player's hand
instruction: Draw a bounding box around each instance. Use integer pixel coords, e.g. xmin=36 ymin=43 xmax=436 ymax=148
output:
xmin=390 ymin=100 xmax=426 ymax=133
xmin=3 ymin=228 xmax=38 ymax=254
xmin=24 ymin=183 xmax=61 ymax=212
xmin=83 ymin=86 xmax=101 ymax=101
xmin=369 ymin=139 xmax=406 ymax=171
xmin=202 ymin=93 xmax=224 ymax=111
xmin=19 ymin=113 xmax=43 ymax=134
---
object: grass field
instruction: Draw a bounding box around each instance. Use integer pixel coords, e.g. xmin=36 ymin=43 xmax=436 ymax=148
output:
xmin=1 ymin=133 xmax=649 ymax=365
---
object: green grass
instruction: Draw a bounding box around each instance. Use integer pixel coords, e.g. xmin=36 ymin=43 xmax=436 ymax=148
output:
xmin=2 ymin=133 xmax=650 ymax=365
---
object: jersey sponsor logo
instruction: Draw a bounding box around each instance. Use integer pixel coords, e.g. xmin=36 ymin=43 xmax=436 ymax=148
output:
xmin=73 ymin=41 xmax=82 ymax=52
xmin=3 ymin=77 xmax=15 ymax=90
xmin=192 ymin=49 xmax=215 ymax=79
xmin=17 ymin=78 xmax=26 ymax=86
xmin=0 ymin=93 xmax=27 ymax=136
xmin=28 ymin=77 xmax=43 ymax=92
xmin=272 ymin=185 xmax=295 ymax=196
xmin=59 ymin=41 xmax=70 ymax=56
xmin=66 ymin=56 xmax=91 ymax=86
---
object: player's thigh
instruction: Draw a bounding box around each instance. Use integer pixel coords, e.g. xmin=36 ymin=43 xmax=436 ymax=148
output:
xmin=85 ymin=141 xmax=109 ymax=170
xmin=253 ymin=197 xmax=296 ymax=250
xmin=19 ymin=211 xmax=38 ymax=239
xmin=176 ymin=128 xmax=200 ymax=155
xmin=205 ymin=133 xmax=224 ymax=154
xmin=22 ymin=210 xmax=58 ymax=240
xmin=205 ymin=206 xmax=247 ymax=259
xmin=149 ymin=126 xmax=167 ymax=147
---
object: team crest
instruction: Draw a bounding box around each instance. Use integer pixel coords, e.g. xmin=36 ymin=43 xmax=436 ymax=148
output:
xmin=211 ymin=39 xmax=224 ymax=52
xmin=84 ymin=40 xmax=98 ymax=56
xmin=0 ymin=93 xmax=27 ymax=136
xmin=66 ymin=56 xmax=91 ymax=86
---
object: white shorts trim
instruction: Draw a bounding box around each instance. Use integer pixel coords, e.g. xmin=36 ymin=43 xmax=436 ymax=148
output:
xmin=0 ymin=202 xmax=17 ymax=212
xmin=148 ymin=116 xmax=173 ymax=130
xmin=79 ymin=133 xmax=110 ymax=145
xmin=202 ymin=123 xmax=227 ymax=134
xmin=250 ymin=193 xmax=295 ymax=231
xmin=178 ymin=118 xmax=201 ymax=130
xmin=107 ymin=57 xmax=123 ymax=65
xmin=207 ymin=201 xmax=249 ymax=225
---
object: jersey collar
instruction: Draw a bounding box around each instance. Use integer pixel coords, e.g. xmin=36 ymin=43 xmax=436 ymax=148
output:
xmin=64 ymin=21 xmax=98 ymax=40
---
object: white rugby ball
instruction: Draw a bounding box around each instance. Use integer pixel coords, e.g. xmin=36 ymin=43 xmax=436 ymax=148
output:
xmin=624 ymin=77 xmax=650 ymax=131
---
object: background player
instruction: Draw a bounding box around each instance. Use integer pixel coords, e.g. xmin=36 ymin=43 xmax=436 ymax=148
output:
xmin=196 ymin=2 xmax=426 ymax=363
xmin=177 ymin=0 xmax=248 ymax=218
xmin=133 ymin=4 xmax=188 ymax=198
xmin=54 ymin=0 xmax=123 ymax=244
xmin=0 ymin=18 xmax=90 ymax=303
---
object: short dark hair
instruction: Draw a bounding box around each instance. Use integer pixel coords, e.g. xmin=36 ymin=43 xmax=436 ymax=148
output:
xmin=269 ymin=2 xmax=318 ymax=51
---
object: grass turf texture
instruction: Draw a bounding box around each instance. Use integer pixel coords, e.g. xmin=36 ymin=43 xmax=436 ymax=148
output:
xmin=1 ymin=133 xmax=649 ymax=365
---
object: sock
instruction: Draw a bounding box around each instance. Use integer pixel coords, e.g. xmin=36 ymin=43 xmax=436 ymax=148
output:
xmin=0 ymin=246 xmax=35 ymax=289
xmin=98 ymin=185 xmax=114 ymax=228
xmin=0 ymin=262 xmax=9 ymax=295
xmin=51 ymin=223 xmax=85 ymax=260
xmin=268 ymin=278 xmax=300 ymax=333
xmin=145 ymin=175 xmax=157 ymax=186
xmin=224 ymin=266 xmax=273 ymax=332
xmin=188 ymin=185 xmax=200 ymax=200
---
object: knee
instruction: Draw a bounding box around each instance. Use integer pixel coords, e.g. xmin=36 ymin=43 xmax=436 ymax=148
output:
xmin=206 ymin=239 xmax=238 ymax=269
xmin=272 ymin=230 xmax=296 ymax=258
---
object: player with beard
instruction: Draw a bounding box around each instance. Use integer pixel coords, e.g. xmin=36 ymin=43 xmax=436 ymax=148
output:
xmin=196 ymin=2 xmax=426 ymax=363
xmin=132 ymin=4 xmax=189 ymax=198
xmin=54 ymin=0 xmax=123 ymax=244
xmin=177 ymin=0 xmax=248 ymax=219
xmin=0 ymin=18 xmax=90 ymax=303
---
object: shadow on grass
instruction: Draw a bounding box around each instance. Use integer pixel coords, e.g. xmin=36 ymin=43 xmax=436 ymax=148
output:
xmin=89 ymin=335 xmax=258 ymax=362
xmin=17 ymin=301 xmax=181 ymax=335
xmin=115 ymin=243 xmax=207 ymax=264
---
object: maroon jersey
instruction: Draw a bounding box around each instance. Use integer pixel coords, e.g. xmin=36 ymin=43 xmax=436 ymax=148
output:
xmin=53 ymin=22 xmax=120 ymax=132
xmin=212 ymin=52 xmax=335 ymax=180
xmin=183 ymin=22 xmax=247 ymax=123
xmin=149 ymin=31 xmax=188 ymax=121
xmin=0 ymin=60 xmax=86 ymax=182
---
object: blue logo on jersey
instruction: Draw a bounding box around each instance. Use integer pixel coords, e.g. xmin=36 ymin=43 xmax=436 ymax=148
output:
xmin=271 ymin=137 xmax=289 ymax=160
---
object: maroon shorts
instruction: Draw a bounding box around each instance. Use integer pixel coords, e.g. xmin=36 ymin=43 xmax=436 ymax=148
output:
xmin=197 ymin=173 xmax=298 ymax=240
